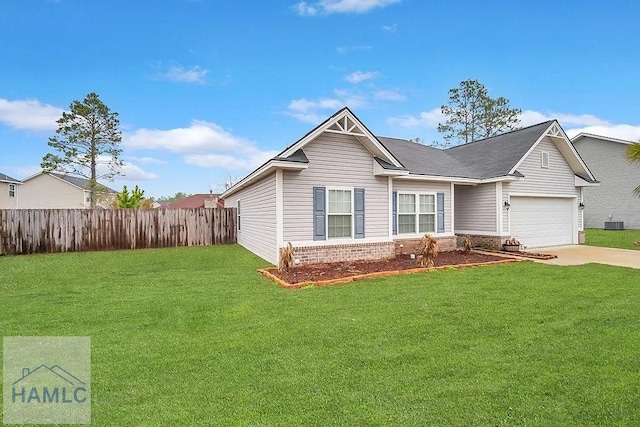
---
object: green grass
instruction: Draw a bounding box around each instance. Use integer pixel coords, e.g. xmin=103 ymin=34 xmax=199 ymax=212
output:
xmin=2 ymin=245 xmax=640 ymax=425
xmin=585 ymin=228 xmax=640 ymax=250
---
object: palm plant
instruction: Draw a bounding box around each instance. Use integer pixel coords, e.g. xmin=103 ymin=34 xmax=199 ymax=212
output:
xmin=627 ymin=142 xmax=640 ymax=196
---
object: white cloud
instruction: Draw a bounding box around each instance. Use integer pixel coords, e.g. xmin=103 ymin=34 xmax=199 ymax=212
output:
xmin=286 ymin=90 xmax=367 ymax=123
xmin=564 ymin=124 xmax=640 ymax=141
xmin=114 ymin=162 xmax=159 ymax=181
xmin=345 ymin=71 xmax=378 ymax=84
xmin=158 ymin=65 xmax=208 ymax=84
xmin=336 ymin=45 xmax=372 ymax=54
xmin=125 ymin=120 xmax=253 ymax=153
xmin=295 ymin=0 xmax=401 ymax=15
xmin=382 ymin=23 xmax=397 ymax=32
xmin=0 ymin=98 xmax=63 ymax=131
xmin=389 ymin=106 xmax=640 ymax=142
xmin=375 ymin=89 xmax=406 ymax=102
xmin=126 ymin=156 xmax=167 ymax=165
xmin=294 ymin=1 xmax=318 ymax=15
xmin=288 ymin=98 xmax=343 ymax=113
xmin=124 ymin=120 xmax=276 ymax=171
xmin=519 ymin=110 xmax=612 ymax=128
xmin=387 ymin=108 xmax=443 ymax=128
xmin=184 ymin=149 xmax=279 ymax=171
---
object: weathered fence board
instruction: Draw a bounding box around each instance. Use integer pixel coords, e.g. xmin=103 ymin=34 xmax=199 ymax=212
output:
xmin=0 ymin=208 xmax=237 ymax=255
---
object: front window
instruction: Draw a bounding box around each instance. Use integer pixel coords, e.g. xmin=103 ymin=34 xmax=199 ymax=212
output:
xmin=398 ymin=193 xmax=437 ymax=234
xmin=328 ymin=189 xmax=352 ymax=238
xmin=8 ymin=184 xmax=15 ymax=198
xmin=398 ymin=194 xmax=416 ymax=234
xmin=419 ymin=194 xmax=436 ymax=233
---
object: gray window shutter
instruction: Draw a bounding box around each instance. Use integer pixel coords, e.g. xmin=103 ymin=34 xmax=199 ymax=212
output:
xmin=354 ymin=188 xmax=365 ymax=239
xmin=313 ymin=187 xmax=326 ymax=240
xmin=392 ymin=191 xmax=397 ymax=235
xmin=437 ymin=192 xmax=445 ymax=233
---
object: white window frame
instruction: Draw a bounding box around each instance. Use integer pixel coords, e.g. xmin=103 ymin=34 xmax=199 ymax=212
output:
xmin=541 ymin=151 xmax=550 ymax=168
xmin=397 ymin=192 xmax=438 ymax=235
xmin=326 ymin=187 xmax=354 ymax=239
xmin=8 ymin=184 xmax=16 ymax=198
xmin=237 ymin=200 xmax=241 ymax=232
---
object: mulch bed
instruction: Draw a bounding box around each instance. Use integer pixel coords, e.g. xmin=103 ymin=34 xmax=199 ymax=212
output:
xmin=261 ymin=251 xmax=517 ymax=288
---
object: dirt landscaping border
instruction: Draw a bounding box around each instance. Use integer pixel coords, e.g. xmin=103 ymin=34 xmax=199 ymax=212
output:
xmin=259 ymin=256 xmax=522 ymax=289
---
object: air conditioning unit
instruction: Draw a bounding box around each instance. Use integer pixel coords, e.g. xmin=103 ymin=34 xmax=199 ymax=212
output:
xmin=604 ymin=221 xmax=624 ymax=230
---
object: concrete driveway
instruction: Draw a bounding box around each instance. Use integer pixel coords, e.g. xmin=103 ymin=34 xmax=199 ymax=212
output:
xmin=533 ymin=245 xmax=640 ymax=269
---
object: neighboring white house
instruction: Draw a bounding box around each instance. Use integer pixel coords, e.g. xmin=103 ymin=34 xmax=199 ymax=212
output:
xmin=0 ymin=172 xmax=22 ymax=209
xmin=572 ymin=133 xmax=640 ymax=229
xmin=18 ymin=172 xmax=116 ymax=209
xmin=222 ymin=108 xmax=598 ymax=265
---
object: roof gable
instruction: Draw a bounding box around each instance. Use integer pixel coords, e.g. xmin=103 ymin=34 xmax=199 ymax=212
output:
xmin=509 ymin=122 xmax=596 ymax=182
xmin=445 ymin=121 xmax=555 ymax=179
xmin=278 ymin=107 xmax=403 ymax=168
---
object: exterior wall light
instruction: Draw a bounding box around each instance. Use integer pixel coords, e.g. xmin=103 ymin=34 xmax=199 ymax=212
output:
xmin=503 ymin=201 xmax=511 ymax=210
xmin=578 ymin=202 xmax=585 ymax=210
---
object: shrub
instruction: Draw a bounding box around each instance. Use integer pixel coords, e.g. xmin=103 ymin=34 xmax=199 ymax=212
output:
xmin=463 ymin=235 xmax=472 ymax=253
xmin=278 ymin=242 xmax=295 ymax=273
xmin=417 ymin=234 xmax=439 ymax=268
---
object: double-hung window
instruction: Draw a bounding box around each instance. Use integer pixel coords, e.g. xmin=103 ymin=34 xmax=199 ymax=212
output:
xmin=328 ymin=189 xmax=352 ymax=238
xmin=418 ymin=194 xmax=436 ymax=233
xmin=8 ymin=184 xmax=16 ymax=198
xmin=398 ymin=193 xmax=436 ymax=234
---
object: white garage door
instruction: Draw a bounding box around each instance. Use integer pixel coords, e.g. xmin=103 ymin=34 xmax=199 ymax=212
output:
xmin=510 ymin=197 xmax=575 ymax=248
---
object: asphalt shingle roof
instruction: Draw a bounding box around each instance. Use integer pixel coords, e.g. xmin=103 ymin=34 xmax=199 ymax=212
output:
xmin=0 ymin=172 xmax=21 ymax=183
xmin=50 ymin=173 xmax=116 ymax=192
xmin=376 ymin=121 xmax=555 ymax=179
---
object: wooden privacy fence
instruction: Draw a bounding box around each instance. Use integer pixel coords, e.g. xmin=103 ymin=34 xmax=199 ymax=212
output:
xmin=0 ymin=208 xmax=237 ymax=255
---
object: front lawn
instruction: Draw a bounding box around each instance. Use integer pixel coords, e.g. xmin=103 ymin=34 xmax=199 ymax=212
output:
xmin=2 ymin=245 xmax=639 ymax=425
xmin=585 ymin=228 xmax=640 ymax=250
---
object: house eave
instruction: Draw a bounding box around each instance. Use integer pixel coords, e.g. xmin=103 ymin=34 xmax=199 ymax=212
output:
xmin=575 ymin=176 xmax=600 ymax=187
xmin=393 ymin=174 xmax=518 ymax=184
xmin=221 ymin=160 xmax=307 ymax=198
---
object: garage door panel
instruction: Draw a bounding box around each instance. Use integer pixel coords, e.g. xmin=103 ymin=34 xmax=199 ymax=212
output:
xmin=510 ymin=197 xmax=574 ymax=248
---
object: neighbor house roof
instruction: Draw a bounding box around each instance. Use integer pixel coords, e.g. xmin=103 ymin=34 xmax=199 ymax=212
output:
xmin=22 ymin=172 xmax=116 ymax=192
xmin=50 ymin=173 xmax=117 ymax=192
xmin=0 ymin=172 xmax=21 ymax=184
xmin=163 ymin=193 xmax=223 ymax=209
xmin=571 ymin=133 xmax=635 ymax=146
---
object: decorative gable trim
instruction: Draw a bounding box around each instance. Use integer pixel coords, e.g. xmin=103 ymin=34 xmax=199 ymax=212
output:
xmin=279 ymin=107 xmax=403 ymax=168
xmin=508 ymin=121 xmax=597 ymax=182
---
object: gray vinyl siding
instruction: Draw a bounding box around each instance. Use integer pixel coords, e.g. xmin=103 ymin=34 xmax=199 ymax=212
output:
xmin=502 ymin=136 xmax=581 ymax=233
xmin=225 ymin=172 xmax=277 ymax=265
xmin=574 ymin=137 xmax=640 ymax=229
xmin=392 ymin=180 xmax=452 ymax=234
xmin=283 ymin=133 xmax=389 ymax=242
xmin=454 ymin=183 xmax=496 ymax=233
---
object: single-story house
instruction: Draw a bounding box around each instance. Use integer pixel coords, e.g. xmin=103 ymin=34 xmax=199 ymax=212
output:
xmin=572 ymin=133 xmax=640 ymax=229
xmin=0 ymin=172 xmax=22 ymax=209
xmin=162 ymin=193 xmax=224 ymax=209
xmin=222 ymin=108 xmax=598 ymax=265
xmin=18 ymin=172 xmax=116 ymax=209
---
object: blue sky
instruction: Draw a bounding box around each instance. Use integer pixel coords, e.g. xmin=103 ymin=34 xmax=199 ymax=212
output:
xmin=1 ymin=0 xmax=639 ymax=197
